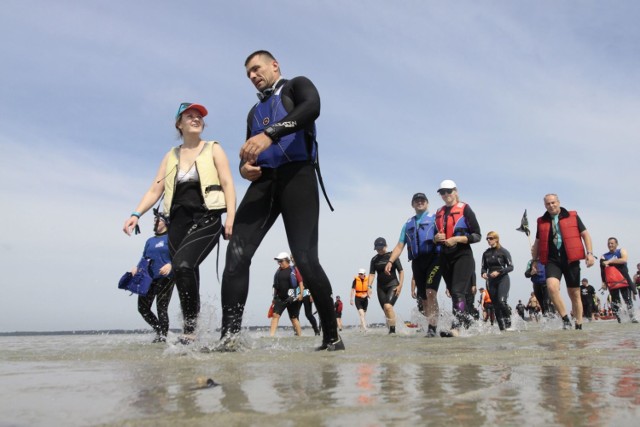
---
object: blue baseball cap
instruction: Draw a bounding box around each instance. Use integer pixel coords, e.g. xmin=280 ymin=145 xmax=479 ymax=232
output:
xmin=175 ymin=102 xmax=208 ymax=119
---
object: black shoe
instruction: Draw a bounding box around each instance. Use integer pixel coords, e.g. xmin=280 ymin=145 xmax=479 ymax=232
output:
xmin=388 ymin=326 xmax=396 ymax=334
xmin=562 ymin=316 xmax=572 ymax=330
xmin=202 ymin=334 xmax=241 ymax=353
xmin=152 ymin=335 xmax=167 ymax=343
xmin=440 ymin=331 xmax=454 ymax=338
xmin=425 ymin=326 xmax=437 ymax=338
xmin=315 ymin=336 xmax=345 ymax=352
xmin=575 ymin=324 xmax=582 ymax=330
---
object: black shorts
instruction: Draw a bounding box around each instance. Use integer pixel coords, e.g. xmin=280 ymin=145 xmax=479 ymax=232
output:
xmin=545 ymin=259 xmax=581 ymax=287
xmin=411 ymin=253 xmax=442 ymax=299
xmin=354 ymin=296 xmax=368 ymax=312
xmin=273 ymin=297 xmax=301 ymax=319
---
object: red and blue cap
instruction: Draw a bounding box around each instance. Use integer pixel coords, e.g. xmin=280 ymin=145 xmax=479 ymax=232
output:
xmin=175 ymin=102 xmax=208 ymax=119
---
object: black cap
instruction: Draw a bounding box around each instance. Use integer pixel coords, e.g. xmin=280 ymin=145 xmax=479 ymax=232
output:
xmin=374 ymin=237 xmax=387 ymax=249
xmin=412 ymin=192 xmax=428 ymax=203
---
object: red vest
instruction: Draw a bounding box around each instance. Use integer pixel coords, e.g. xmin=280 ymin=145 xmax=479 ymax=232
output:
xmin=537 ymin=211 xmax=585 ymax=264
xmin=435 ymin=202 xmax=467 ymax=239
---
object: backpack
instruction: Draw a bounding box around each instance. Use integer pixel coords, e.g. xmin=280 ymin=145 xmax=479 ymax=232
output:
xmin=118 ymin=258 xmax=153 ymax=296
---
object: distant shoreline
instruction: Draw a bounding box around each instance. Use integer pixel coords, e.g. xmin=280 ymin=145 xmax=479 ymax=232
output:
xmin=0 ymin=324 xmax=389 ymax=337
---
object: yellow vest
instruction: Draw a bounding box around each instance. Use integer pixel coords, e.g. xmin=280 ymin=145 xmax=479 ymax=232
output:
xmin=163 ymin=141 xmax=226 ymax=214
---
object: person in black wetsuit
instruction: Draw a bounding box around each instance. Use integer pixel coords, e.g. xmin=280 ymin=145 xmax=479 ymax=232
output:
xmin=135 ymin=211 xmax=174 ymax=342
xmin=123 ymin=103 xmax=236 ymax=345
xmin=481 ymin=231 xmax=514 ymax=331
xmin=579 ymin=278 xmax=596 ymax=321
xmin=218 ymin=50 xmax=343 ymax=351
xmin=369 ymin=237 xmax=404 ymax=334
xmin=434 ymin=180 xmax=481 ymax=337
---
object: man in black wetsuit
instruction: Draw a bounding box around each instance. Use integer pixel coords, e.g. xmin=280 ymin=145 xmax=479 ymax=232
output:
xmin=217 ymin=50 xmax=343 ymax=351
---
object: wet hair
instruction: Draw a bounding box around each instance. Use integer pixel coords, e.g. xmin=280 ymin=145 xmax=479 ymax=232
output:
xmin=245 ymin=50 xmax=276 ymax=66
xmin=486 ymin=231 xmax=501 ymax=249
xmin=608 ymin=237 xmax=619 ymax=244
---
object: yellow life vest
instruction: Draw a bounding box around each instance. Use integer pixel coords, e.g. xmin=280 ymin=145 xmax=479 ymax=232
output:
xmin=163 ymin=141 xmax=226 ymax=214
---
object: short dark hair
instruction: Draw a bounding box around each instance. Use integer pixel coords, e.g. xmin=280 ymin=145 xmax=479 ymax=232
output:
xmin=245 ymin=50 xmax=276 ymax=66
xmin=608 ymin=237 xmax=619 ymax=244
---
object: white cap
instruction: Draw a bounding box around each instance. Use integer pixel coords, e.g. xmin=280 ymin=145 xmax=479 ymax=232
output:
xmin=438 ymin=179 xmax=457 ymax=191
xmin=358 ymin=268 xmax=366 ymax=275
xmin=274 ymin=252 xmax=290 ymax=261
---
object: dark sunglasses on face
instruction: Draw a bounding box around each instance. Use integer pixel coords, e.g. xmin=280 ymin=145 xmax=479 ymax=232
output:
xmin=438 ymin=189 xmax=454 ymax=195
xmin=486 ymin=237 xmax=495 ymax=241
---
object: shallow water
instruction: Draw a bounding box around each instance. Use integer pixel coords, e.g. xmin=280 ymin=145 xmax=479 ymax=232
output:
xmin=1 ymin=319 xmax=639 ymax=427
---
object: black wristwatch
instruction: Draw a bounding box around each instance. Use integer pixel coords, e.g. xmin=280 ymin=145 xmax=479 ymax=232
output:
xmin=264 ymin=126 xmax=276 ymax=139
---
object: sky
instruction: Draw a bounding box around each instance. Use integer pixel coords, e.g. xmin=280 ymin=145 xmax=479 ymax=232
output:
xmin=1 ymin=1 xmax=640 ymax=332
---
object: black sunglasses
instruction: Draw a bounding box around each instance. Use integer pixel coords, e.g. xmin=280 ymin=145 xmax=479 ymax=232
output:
xmin=438 ymin=189 xmax=454 ymax=195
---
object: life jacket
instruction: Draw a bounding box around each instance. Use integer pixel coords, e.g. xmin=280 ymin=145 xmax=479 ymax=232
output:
xmin=250 ymin=82 xmax=316 ymax=169
xmin=405 ymin=212 xmax=438 ymax=260
xmin=353 ymin=276 xmax=369 ymax=298
xmin=536 ymin=210 xmax=585 ymax=264
xmin=273 ymin=267 xmax=300 ymax=298
xmin=435 ymin=202 xmax=468 ymax=239
xmin=481 ymin=290 xmax=492 ymax=305
xmin=604 ymin=266 xmax=629 ymax=290
xmin=162 ymin=141 xmax=226 ymax=214
xmin=529 ymin=261 xmax=546 ymax=285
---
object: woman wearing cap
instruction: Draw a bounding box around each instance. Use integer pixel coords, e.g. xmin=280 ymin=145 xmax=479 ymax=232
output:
xmin=369 ymin=237 xmax=404 ymax=334
xmin=351 ymin=268 xmax=371 ymax=331
xmin=270 ymin=252 xmax=303 ymax=336
xmin=481 ymin=231 xmax=514 ymax=331
xmin=434 ymin=179 xmax=481 ymax=337
xmin=134 ymin=211 xmax=174 ymax=342
xmin=123 ymin=103 xmax=236 ymax=344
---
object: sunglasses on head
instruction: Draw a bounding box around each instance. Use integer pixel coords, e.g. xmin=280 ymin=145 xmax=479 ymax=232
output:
xmin=438 ymin=189 xmax=454 ymax=195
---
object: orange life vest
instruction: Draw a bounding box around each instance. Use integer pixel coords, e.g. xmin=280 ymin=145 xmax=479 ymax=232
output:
xmin=353 ymin=276 xmax=369 ymax=298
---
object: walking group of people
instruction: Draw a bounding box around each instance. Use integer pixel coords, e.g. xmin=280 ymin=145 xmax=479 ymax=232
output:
xmin=122 ymin=50 xmax=344 ymax=351
xmin=120 ymin=50 xmax=636 ymax=351
xmin=346 ymin=190 xmax=638 ymax=338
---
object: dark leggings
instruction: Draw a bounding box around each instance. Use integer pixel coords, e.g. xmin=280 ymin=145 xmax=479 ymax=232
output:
xmin=377 ymin=284 xmax=399 ymax=308
xmin=169 ymin=208 xmax=222 ymax=335
xmin=487 ymin=275 xmax=511 ymax=330
xmin=302 ymin=295 xmax=319 ymax=333
xmin=137 ymin=277 xmax=174 ymax=336
xmin=220 ymin=162 xmax=338 ymax=344
xmin=441 ymin=250 xmax=475 ymax=329
xmin=532 ymin=282 xmax=551 ymax=315
xmin=610 ymin=287 xmax=633 ymax=320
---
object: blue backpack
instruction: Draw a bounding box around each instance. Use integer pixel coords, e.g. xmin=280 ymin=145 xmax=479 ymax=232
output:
xmin=118 ymin=258 xmax=153 ymax=296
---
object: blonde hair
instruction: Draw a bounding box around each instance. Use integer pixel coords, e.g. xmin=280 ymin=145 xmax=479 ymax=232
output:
xmin=487 ymin=231 xmax=501 ymax=249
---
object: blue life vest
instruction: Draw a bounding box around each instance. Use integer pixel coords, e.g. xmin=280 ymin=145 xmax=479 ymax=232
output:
xmin=530 ymin=261 xmax=546 ymax=285
xmin=250 ymin=83 xmax=316 ymax=168
xmin=602 ymin=249 xmax=622 ymax=262
xmin=405 ymin=212 xmax=438 ymax=261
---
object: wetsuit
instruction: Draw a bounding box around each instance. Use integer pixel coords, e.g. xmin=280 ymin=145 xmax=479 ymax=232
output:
xmin=301 ymin=288 xmax=320 ymax=334
xmin=138 ymin=232 xmax=174 ymax=338
xmin=168 ymin=174 xmax=224 ymax=335
xmin=600 ymin=250 xmax=635 ymax=322
xmin=436 ymin=203 xmax=481 ymax=330
xmin=579 ymin=284 xmax=596 ymax=319
xmin=220 ymin=76 xmax=340 ymax=348
xmin=481 ymin=246 xmax=514 ymax=330
xmin=370 ymin=252 xmax=403 ymax=309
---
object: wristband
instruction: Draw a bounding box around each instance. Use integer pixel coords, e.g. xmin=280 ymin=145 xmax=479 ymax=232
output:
xmin=131 ymin=211 xmax=141 ymax=218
